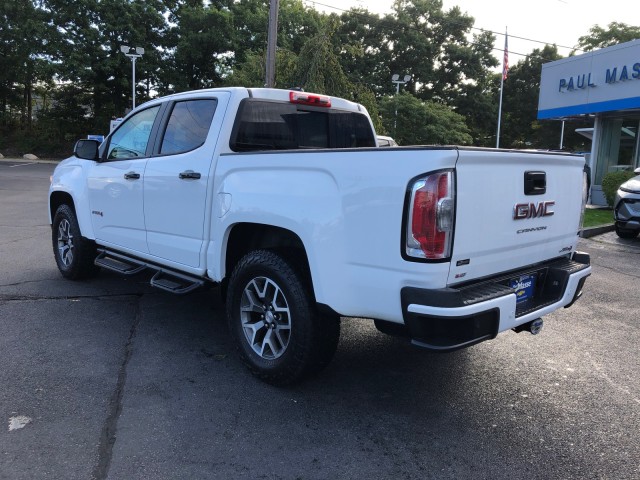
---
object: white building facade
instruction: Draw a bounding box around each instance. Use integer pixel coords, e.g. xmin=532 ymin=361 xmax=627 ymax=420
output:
xmin=538 ymin=39 xmax=640 ymax=205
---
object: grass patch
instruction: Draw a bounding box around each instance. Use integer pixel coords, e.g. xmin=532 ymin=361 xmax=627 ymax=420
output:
xmin=583 ymin=208 xmax=613 ymax=228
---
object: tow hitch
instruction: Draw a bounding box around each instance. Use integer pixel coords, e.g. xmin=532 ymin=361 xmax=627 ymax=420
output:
xmin=513 ymin=318 xmax=544 ymax=335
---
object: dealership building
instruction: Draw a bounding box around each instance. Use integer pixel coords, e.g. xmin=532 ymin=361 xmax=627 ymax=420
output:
xmin=538 ymin=39 xmax=640 ymax=205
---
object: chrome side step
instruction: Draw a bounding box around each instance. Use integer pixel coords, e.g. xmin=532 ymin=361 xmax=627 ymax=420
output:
xmin=95 ymin=249 xmax=206 ymax=295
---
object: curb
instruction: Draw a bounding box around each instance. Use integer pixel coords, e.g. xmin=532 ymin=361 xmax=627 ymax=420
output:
xmin=580 ymin=224 xmax=615 ymax=238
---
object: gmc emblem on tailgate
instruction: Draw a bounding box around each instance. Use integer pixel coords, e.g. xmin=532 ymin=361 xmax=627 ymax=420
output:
xmin=513 ymin=201 xmax=555 ymax=220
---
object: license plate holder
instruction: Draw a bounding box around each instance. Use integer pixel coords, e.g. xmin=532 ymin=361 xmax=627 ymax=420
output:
xmin=510 ymin=273 xmax=536 ymax=304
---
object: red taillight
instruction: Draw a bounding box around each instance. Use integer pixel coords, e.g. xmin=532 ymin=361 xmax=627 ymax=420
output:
xmin=289 ymin=91 xmax=331 ymax=107
xmin=407 ymin=171 xmax=455 ymax=259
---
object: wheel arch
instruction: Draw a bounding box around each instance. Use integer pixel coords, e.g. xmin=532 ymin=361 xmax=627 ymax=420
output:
xmin=49 ymin=191 xmax=76 ymax=224
xmin=223 ymin=223 xmax=314 ymax=296
xmin=49 ymin=188 xmax=95 ymax=240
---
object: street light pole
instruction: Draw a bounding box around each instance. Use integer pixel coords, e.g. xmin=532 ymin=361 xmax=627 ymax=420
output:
xmin=391 ymin=74 xmax=411 ymax=135
xmin=120 ymin=46 xmax=145 ymax=110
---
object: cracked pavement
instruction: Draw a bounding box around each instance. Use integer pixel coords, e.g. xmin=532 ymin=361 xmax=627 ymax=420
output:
xmin=1 ymin=160 xmax=639 ymax=479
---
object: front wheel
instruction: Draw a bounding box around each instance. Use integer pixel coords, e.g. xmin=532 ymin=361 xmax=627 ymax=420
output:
xmin=226 ymin=249 xmax=339 ymax=385
xmin=615 ymin=224 xmax=639 ymax=239
xmin=52 ymin=204 xmax=99 ymax=279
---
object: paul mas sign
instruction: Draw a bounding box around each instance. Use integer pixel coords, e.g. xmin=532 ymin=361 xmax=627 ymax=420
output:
xmin=538 ymin=39 xmax=640 ymax=119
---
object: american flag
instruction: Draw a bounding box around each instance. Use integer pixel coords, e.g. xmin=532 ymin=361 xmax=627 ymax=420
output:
xmin=502 ymin=33 xmax=509 ymax=80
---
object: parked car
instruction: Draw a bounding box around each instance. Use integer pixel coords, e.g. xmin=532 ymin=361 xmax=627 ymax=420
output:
xmin=614 ymin=167 xmax=640 ymax=239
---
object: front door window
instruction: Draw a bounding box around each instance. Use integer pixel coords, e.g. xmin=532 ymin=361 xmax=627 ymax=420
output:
xmin=107 ymin=106 xmax=160 ymax=160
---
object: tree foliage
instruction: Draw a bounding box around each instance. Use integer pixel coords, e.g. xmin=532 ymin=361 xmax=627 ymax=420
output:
xmin=2 ymin=1 xmax=633 ymax=157
xmin=0 ymin=0 xmax=55 ymax=128
xmin=577 ymin=22 xmax=640 ymax=52
xmin=295 ymin=28 xmax=351 ymax=97
xmin=601 ymin=170 xmax=635 ymax=207
xmin=500 ymin=45 xmax=562 ymax=149
xmin=379 ymin=92 xmax=472 ymax=145
xmin=41 ymin=0 xmax=171 ymax=127
xmin=164 ymin=1 xmax=234 ymax=92
xmin=386 ymin=0 xmax=496 ymax=103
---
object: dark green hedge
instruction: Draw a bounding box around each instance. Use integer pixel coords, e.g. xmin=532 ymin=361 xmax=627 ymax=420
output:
xmin=601 ymin=170 xmax=636 ymax=207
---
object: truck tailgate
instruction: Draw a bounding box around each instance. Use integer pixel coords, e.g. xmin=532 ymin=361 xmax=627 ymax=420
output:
xmin=448 ymin=149 xmax=585 ymax=286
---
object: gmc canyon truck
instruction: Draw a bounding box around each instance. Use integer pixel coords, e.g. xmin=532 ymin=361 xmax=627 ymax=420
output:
xmin=49 ymin=87 xmax=591 ymax=385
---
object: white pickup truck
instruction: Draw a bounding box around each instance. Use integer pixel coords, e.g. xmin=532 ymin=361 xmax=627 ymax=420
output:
xmin=49 ymin=87 xmax=591 ymax=384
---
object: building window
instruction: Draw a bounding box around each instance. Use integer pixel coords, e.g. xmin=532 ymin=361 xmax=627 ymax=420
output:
xmin=595 ymin=117 xmax=640 ymax=185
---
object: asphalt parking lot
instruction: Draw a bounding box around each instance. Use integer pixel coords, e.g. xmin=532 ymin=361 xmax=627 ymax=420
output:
xmin=1 ymin=160 xmax=639 ymax=480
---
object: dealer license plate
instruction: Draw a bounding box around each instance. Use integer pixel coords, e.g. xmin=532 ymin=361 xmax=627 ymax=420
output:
xmin=510 ymin=274 xmax=536 ymax=304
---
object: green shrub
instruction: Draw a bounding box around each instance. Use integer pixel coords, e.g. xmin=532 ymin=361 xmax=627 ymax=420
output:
xmin=601 ymin=170 xmax=636 ymax=207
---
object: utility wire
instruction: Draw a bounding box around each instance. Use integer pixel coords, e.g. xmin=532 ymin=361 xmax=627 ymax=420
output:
xmin=303 ymin=0 xmax=585 ymax=61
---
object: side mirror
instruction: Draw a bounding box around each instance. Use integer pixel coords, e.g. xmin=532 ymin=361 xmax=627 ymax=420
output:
xmin=74 ymin=139 xmax=100 ymax=161
xmin=635 ymin=167 xmax=640 ymax=174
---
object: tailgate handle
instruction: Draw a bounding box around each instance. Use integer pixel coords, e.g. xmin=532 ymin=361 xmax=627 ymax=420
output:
xmin=524 ymin=171 xmax=546 ymax=195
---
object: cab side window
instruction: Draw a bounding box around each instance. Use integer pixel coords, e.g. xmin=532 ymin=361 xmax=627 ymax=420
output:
xmin=107 ymin=106 xmax=160 ymax=160
xmin=160 ymin=99 xmax=218 ymax=155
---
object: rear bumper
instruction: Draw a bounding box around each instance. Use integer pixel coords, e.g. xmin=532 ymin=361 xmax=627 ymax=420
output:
xmin=401 ymin=252 xmax=591 ymax=352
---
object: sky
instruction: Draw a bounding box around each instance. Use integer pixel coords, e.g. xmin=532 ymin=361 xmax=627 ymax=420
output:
xmin=304 ymin=0 xmax=639 ymax=66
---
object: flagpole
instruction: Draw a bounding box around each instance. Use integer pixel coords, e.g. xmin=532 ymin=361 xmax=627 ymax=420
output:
xmin=496 ymin=28 xmax=508 ymax=148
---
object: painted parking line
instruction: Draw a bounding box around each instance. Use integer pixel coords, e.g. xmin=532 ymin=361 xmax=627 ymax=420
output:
xmin=9 ymin=162 xmax=38 ymax=168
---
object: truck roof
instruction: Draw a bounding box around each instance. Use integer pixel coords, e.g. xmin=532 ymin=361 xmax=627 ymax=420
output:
xmin=157 ymin=87 xmax=365 ymax=113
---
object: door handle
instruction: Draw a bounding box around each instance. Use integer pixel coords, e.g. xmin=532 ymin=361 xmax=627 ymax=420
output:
xmin=124 ymin=171 xmax=140 ymax=180
xmin=179 ymin=170 xmax=201 ymax=180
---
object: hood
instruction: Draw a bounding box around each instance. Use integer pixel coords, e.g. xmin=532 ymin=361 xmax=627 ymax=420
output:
xmin=620 ymin=175 xmax=640 ymax=194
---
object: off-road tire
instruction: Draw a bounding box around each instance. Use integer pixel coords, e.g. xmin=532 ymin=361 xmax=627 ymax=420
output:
xmin=52 ymin=204 xmax=99 ymax=279
xmin=226 ymin=249 xmax=340 ymax=385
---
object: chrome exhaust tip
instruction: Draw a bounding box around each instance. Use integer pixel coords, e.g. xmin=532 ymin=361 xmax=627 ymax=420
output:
xmin=529 ymin=318 xmax=543 ymax=335
xmin=512 ymin=318 xmax=543 ymax=335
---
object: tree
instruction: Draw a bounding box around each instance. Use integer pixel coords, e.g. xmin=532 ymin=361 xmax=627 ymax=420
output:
xmin=334 ymin=8 xmax=388 ymax=96
xmin=383 ymin=0 xmax=496 ymax=104
xmin=228 ymin=0 xmax=325 ymax=86
xmin=229 ymin=0 xmax=324 ymax=63
xmin=294 ymin=23 xmax=351 ymax=97
xmin=450 ymin=29 xmax=498 ymax=146
xmin=576 ymin=22 xmax=640 ymax=52
xmin=163 ymin=0 xmax=234 ymax=92
xmin=224 ymin=48 xmax=299 ymax=88
xmin=500 ymin=45 xmax=564 ymax=149
xmin=379 ymin=92 xmax=472 ymax=145
xmin=329 ymin=0 xmax=497 ymax=142
xmin=0 ymin=0 xmax=54 ymax=129
xmin=44 ymin=0 xmax=171 ymax=126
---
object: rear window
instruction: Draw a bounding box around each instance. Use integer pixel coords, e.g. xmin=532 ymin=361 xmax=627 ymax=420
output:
xmin=230 ymin=99 xmax=376 ymax=152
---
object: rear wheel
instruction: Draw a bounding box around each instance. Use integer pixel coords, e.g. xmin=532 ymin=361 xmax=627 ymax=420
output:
xmin=52 ymin=204 xmax=99 ymax=279
xmin=615 ymin=225 xmax=639 ymax=239
xmin=226 ymin=249 xmax=339 ymax=385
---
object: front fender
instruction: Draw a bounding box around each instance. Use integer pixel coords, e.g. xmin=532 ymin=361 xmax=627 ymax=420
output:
xmin=49 ymin=158 xmax=96 ymax=240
